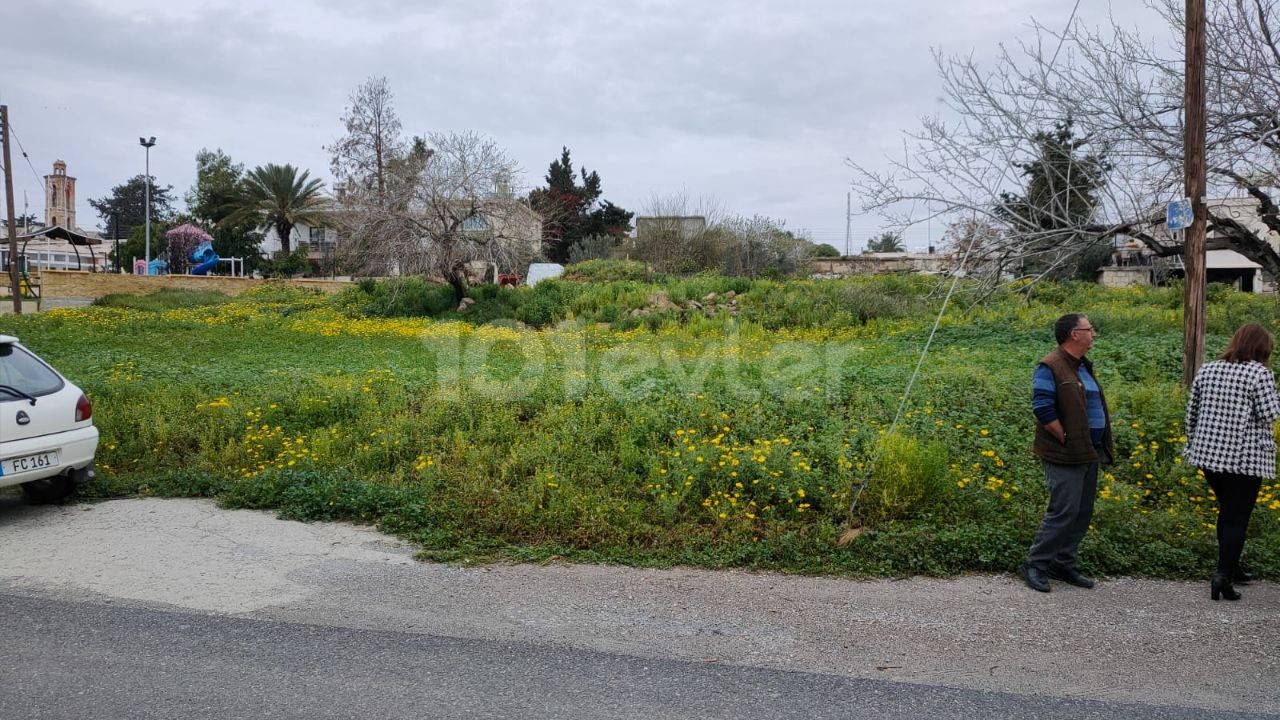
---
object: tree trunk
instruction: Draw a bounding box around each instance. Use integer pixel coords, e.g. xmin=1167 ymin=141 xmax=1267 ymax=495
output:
xmin=445 ymin=269 xmax=467 ymax=302
xmin=277 ymin=222 xmax=293 ymax=255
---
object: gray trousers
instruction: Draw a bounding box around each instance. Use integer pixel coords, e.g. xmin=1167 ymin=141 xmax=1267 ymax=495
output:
xmin=1026 ymin=460 xmax=1099 ymax=570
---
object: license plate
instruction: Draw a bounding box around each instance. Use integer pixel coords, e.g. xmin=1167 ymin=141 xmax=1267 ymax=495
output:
xmin=2 ymin=451 xmax=59 ymax=476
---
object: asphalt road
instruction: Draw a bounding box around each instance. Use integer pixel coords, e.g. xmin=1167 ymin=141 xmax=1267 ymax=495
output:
xmin=1 ymin=495 xmax=1278 ymax=719
xmin=5 ymin=593 xmax=1273 ymax=720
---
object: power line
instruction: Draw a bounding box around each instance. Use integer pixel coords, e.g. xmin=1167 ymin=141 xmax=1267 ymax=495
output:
xmin=840 ymin=0 xmax=1092 ymax=541
xmin=5 ymin=119 xmax=48 ymax=193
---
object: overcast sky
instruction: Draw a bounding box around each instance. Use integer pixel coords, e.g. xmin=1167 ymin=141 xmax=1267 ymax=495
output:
xmin=3 ymin=0 xmax=1160 ymax=252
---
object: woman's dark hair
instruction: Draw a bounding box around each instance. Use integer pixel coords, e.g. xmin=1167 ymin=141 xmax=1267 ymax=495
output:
xmin=1220 ymin=323 xmax=1273 ymax=365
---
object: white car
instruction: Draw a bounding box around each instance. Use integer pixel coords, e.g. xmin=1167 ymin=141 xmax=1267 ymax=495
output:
xmin=0 ymin=334 xmax=98 ymax=503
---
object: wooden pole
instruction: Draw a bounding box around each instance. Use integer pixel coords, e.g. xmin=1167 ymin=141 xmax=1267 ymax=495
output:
xmin=2 ymin=105 xmax=21 ymax=314
xmin=1182 ymin=0 xmax=1207 ymax=386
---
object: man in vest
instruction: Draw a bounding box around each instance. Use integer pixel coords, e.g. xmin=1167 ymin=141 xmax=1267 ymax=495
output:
xmin=1021 ymin=313 xmax=1114 ymax=592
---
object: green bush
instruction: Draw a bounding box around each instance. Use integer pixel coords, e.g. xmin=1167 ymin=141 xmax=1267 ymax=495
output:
xmin=261 ymin=249 xmax=311 ymax=278
xmin=562 ymin=259 xmax=656 ymax=283
xmin=357 ymin=277 xmax=458 ymax=317
xmin=515 ymin=280 xmax=582 ymax=327
xmin=326 ymin=274 xmax=949 ymax=331
xmin=857 ymin=433 xmax=950 ymax=522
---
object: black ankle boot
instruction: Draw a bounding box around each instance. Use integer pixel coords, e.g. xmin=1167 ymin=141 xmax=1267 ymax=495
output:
xmin=1232 ymin=567 xmax=1255 ymax=585
xmin=1211 ymin=573 xmax=1242 ymax=601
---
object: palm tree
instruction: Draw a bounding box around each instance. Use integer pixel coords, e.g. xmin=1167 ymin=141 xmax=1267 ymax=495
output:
xmin=865 ymin=231 xmax=906 ymax=253
xmin=223 ymin=163 xmax=327 ymax=255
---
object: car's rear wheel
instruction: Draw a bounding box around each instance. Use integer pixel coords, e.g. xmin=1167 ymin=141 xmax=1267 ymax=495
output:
xmin=21 ymin=465 xmax=92 ymax=504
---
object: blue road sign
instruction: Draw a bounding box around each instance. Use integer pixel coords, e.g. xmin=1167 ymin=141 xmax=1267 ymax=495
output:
xmin=1167 ymin=198 xmax=1194 ymax=231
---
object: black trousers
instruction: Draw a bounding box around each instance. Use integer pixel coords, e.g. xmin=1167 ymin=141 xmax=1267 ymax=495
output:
xmin=1202 ymin=469 xmax=1263 ymax=575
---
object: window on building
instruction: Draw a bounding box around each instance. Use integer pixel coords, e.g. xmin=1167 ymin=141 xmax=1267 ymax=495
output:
xmin=462 ymin=215 xmax=488 ymax=232
xmin=309 ymin=226 xmax=326 ymax=244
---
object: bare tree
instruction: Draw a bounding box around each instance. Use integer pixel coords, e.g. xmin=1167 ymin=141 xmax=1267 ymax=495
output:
xmin=567 ymin=233 xmax=621 ymax=263
xmin=631 ymin=192 xmax=726 ymax=273
xmin=328 ymin=76 xmax=405 ymax=203
xmin=720 ymin=215 xmax=811 ymax=277
xmin=338 ymin=132 xmax=537 ymax=298
xmin=849 ymin=0 xmax=1280 ymax=283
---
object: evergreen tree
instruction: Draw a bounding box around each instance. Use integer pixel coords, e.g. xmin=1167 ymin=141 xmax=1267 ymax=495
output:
xmin=528 ymin=147 xmax=632 ymax=262
xmin=89 ymin=175 xmax=176 ymax=237
xmin=997 ymin=119 xmax=1110 ymax=279
xmin=186 ymin=148 xmax=264 ymax=271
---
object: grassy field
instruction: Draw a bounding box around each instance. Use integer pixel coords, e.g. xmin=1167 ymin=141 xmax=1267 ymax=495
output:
xmin=4 ymin=275 xmax=1279 ymax=578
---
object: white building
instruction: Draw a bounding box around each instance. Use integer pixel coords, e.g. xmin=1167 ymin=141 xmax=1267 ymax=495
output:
xmin=1100 ymin=197 xmax=1280 ymax=292
xmin=259 ymin=222 xmax=336 ymax=258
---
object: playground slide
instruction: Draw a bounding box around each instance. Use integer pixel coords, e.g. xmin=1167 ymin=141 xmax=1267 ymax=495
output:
xmin=190 ymin=258 xmax=218 ymax=275
xmin=189 ymin=240 xmax=219 ymax=275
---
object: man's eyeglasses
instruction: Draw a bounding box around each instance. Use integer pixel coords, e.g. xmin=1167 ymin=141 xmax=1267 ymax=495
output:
xmin=1072 ymin=326 xmax=1098 ymax=336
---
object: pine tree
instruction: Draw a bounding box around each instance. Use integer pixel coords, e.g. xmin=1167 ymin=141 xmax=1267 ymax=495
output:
xmin=997 ymin=119 xmax=1110 ymax=279
xmin=528 ymin=147 xmax=632 ymax=262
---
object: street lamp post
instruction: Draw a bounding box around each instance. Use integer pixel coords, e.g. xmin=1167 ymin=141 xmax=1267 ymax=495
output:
xmin=111 ymin=212 xmax=120 ymax=273
xmin=139 ymin=136 xmax=156 ymax=273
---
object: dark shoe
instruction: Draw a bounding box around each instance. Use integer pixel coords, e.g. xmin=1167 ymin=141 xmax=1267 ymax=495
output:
xmin=1048 ymin=565 xmax=1095 ymax=589
xmin=1020 ymin=563 xmax=1051 ymax=592
xmin=1211 ymin=573 xmax=1241 ymax=602
xmin=1232 ymin=567 xmax=1255 ymax=585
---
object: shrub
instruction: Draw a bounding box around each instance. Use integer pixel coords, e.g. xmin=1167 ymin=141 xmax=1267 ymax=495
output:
xmin=857 ymin=433 xmax=950 ymax=522
xmin=460 ymin=287 xmax=520 ymax=325
xmin=562 ymin=259 xmax=655 ymax=283
xmin=566 ymin=234 xmax=622 ymax=264
xmin=261 ymin=248 xmax=311 ymax=278
xmin=515 ymin=280 xmax=580 ymax=327
xmin=357 ymin=277 xmax=458 ymax=317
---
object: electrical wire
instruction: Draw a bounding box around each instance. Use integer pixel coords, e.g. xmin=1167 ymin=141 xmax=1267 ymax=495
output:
xmin=840 ymin=0 xmax=1088 ymax=537
xmin=840 ymin=232 xmax=979 ymax=534
xmin=6 ymin=119 xmax=50 ymax=195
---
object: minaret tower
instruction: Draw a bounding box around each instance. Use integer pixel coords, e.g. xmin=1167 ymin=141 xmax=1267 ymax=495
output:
xmin=44 ymin=160 xmax=76 ymax=229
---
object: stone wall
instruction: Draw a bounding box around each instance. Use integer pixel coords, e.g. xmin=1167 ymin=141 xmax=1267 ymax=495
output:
xmin=809 ymin=254 xmax=954 ymax=277
xmin=0 ymin=299 xmax=40 ymax=315
xmin=37 ymin=270 xmax=353 ymax=305
xmin=1095 ymin=267 xmax=1154 ymax=289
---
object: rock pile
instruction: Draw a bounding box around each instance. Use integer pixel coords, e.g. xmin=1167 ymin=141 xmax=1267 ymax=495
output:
xmin=627 ymin=291 xmax=741 ymax=318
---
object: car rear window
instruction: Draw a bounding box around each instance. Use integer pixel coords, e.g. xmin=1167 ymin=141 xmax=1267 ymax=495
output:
xmin=0 ymin=344 xmax=64 ymax=398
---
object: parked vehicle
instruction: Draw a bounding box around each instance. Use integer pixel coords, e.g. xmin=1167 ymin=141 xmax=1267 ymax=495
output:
xmin=0 ymin=335 xmax=98 ymax=503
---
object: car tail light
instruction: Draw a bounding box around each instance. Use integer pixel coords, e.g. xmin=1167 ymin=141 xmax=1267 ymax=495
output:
xmin=75 ymin=393 xmax=92 ymax=422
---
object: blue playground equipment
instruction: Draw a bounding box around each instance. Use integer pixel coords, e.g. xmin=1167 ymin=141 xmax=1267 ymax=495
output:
xmin=147 ymin=258 xmax=169 ymax=275
xmin=190 ymin=240 xmax=219 ymax=276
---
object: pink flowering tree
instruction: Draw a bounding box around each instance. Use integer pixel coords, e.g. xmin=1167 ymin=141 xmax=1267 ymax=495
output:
xmin=165 ymin=223 xmax=214 ymax=274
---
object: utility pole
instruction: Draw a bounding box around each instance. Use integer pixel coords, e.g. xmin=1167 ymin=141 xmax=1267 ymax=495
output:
xmin=2 ymin=105 xmax=21 ymax=314
xmin=1183 ymin=0 xmax=1207 ymax=386
xmin=845 ymin=192 xmax=852 ymax=257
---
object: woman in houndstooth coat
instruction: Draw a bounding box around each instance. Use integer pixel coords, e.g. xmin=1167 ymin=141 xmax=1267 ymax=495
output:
xmin=1184 ymin=323 xmax=1280 ymax=601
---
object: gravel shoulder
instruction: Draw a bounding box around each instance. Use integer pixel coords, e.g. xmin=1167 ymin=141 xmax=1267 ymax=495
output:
xmin=1 ymin=495 xmax=1276 ymax=715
